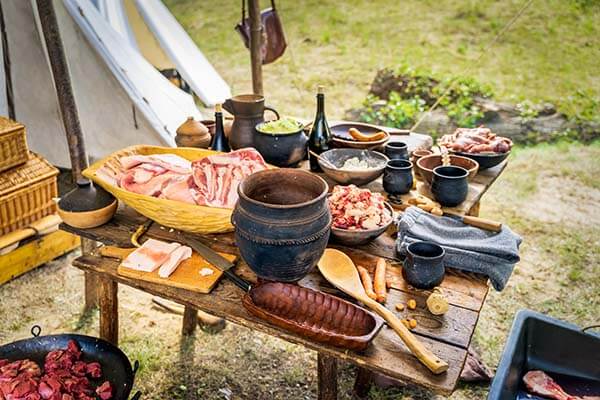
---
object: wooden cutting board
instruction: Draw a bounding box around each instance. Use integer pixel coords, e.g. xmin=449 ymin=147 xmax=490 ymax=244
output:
xmin=101 ymin=246 xmax=236 ymax=294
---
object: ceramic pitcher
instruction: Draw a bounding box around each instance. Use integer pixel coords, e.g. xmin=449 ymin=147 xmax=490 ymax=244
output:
xmin=222 ymin=94 xmax=280 ymax=150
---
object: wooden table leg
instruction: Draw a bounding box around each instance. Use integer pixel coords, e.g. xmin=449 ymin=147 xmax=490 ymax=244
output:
xmin=318 ymin=353 xmax=337 ymax=400
xmin=353 ymin=367 xmax=373 ymax=399
xmin=82 ymin=238 xmax=99 ymax=311
xmin=181 ymin=306 xmax=198 ymax=336
xmin=99 ymin=276 xmax=118 ymax=345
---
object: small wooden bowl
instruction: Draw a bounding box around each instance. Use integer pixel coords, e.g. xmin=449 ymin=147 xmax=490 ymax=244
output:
xmin=58 ymin=199 xmax=118 ymax=229
xmin=416 ymin=154 xmax=479 ymax=184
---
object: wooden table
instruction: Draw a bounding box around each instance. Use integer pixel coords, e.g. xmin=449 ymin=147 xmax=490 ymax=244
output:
xmin=61 ymin=161 xmax=506 ymax=398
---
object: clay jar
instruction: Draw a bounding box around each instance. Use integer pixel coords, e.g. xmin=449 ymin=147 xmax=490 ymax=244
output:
xmin=384 ymin=141 xmax=409 ymax=160
xmin=232 ymin=169 xmax=331 ymax=282
xmin=383 ymin=159 xmax=413 ymax=195
xmin=222 ymin=94 xmax=279 ymax=150
xmin=431 ymin=165 xmax=469 ymax=207
xmin=403 ymin=241 xmax=445 ymax=289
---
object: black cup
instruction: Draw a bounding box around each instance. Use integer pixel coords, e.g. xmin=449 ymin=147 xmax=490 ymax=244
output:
xmin=431 ymin=165 xmax=469 ymax=207
xmin=383 ymin=159 xmax=413 ymax=195
xmin=384 ymin=142 xmax=409 ymax=160
xmin=403 ymin=241 xmax=445 ymax=289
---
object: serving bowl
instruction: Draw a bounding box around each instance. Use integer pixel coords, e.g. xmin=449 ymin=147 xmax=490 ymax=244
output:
xmin=451 ymin=150 xmax=509 ymax=170
xmin=330 ymin=122 xmax=390 ymax=150
xmin=416 ymin=154 xmax=479 ymax=183
xmin=318 ymin=149 xmax=388 ymax=186
xmin=330 ymin=202 xmax=394 ymax=246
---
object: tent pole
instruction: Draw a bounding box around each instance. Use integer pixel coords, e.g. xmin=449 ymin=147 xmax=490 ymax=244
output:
xmin=36 ymin=0 xmax=98 ymax=311
xmin=248 ymin=0 xmax=263 ymax=95
xmin=35 ymin=0 xmax=88 ymax=181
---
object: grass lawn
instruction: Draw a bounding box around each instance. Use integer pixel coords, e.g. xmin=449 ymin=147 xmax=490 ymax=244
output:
xmin=0 ymin=1 xmax=599 ymax=399
xmin=165 ymin=0 xmax=599 ymax=118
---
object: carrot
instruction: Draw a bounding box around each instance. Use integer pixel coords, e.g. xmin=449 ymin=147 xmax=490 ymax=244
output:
xmin=356 ymin=265 xmax=377 ymax=301
xmin=374 ymin=257 xmax=387 ymax=303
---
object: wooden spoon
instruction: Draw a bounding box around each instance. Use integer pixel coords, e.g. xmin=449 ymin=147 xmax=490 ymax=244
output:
xmin=317 ymin=248 xmax=449 ymax=374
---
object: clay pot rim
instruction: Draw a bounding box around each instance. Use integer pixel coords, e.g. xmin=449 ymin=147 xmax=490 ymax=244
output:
xmin=238 ymin=169 xmax=329 ymax=210
xmin=416 ymin=154 xmax=479 ymax=174
xmin=385 ymin=141 xmax=408 ymax=150
xmin=407 ymin=241 xmax=445 ymax=259
xmin=255 ymin=120 xmax=304 ymax=136
xmin=231 ymin=94 xmax=265 ymax=103
xmin=386 ymin=159 xmax=413 ymax=170
xmin=433 ymin=165 xmax=469 ymax=179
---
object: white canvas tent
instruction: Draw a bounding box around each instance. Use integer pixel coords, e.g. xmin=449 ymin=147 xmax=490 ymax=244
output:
xmin=96 ymin=0 xmax=231 ymax=106
xmin=0 ymin=0 xmax=220 ymax=168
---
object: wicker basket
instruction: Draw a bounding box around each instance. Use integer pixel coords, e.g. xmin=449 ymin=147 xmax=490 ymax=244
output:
xmin=0 ymin=117 xmax=29 ymax=173
xmin=0 ymin=153 xmax=58 ymax=235
xmin=83 ymin=145 xmax=235 ymax=234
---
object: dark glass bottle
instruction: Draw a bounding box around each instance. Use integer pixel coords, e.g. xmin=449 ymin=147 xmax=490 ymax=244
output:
xmin=210 ymin=103 xmax=230 ymax=152
xmin=308 ymin=85 xmax=332 ymax=171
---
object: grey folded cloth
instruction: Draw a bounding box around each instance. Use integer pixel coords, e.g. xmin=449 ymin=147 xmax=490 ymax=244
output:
xmin=396 ymin=206 xmax=522 ymax=291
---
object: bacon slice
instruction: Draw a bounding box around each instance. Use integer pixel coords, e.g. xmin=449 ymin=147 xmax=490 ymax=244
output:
xmin=158 ymin=246 xmax=192 ymax=278
xmin=119 ymin=154 xmax=191 ymax=173
xmin=121 ymin=239 xmax=181 ymax=272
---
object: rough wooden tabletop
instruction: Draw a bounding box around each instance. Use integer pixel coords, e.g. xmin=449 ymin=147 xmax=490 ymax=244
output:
xmin=61 ymin=146 xmax=506 ymax=394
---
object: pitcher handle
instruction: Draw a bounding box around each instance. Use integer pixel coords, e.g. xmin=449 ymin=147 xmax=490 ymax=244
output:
xmin=264 ymin=106 xmax=280 ymax=120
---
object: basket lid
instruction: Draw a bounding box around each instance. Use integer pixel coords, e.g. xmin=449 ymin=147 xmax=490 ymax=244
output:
xmin=0 ymin=152 xmax=58 ymax=197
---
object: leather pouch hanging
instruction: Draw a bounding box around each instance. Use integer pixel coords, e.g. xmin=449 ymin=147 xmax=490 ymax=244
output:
xmin=235 ymin=0 xmax=287 ymax=64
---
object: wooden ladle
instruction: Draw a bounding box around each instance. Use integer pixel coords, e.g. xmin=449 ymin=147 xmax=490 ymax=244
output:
xmin=317 ymin=249 xmax=449 ymax=374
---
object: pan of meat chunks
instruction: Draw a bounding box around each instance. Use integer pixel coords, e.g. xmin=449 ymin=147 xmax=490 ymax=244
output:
xmin=438 ymin=126 xmax=513 ymax=170
xmin=0 ymin=326 xmax=140 ymax=400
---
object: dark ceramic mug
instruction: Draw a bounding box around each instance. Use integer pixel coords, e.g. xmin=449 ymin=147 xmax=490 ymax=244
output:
xmin=384 ymin=142 xmax=409 ymax=160
xmin=403 ymin=241 xmax=445 ymax=289
xmin=383 ymin=159 xmax=413 ymax=195
xmin=431 ymin=165 xmax=469 ymax=207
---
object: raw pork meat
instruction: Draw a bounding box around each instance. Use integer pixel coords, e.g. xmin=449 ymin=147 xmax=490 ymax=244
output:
xmin=158 ymin=245 xmax=192 ymax=278
xmin=522 ymin=370 xmax=597 ymax=400
xmin=439 ymin=126 xmax=513 ymax=153
xmin=191 ymin=148 xmax=267 ymax=208
xmin=121 ymin=239 xmax=181 ymax=272
xmin=111 ymin=148 xmax=267 ymax=209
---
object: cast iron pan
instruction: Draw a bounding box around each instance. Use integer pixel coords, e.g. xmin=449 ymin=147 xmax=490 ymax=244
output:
xmin=0 ymin=326 xmax=141 ymax=400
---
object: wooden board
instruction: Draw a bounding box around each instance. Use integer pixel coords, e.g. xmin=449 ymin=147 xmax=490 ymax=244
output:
xmin=0 ymin=230 xmax=79 ymax=285
xmin=115 ymin=248 xmax=236 ymax=294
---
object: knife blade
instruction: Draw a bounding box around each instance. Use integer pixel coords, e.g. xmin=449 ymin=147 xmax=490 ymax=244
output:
xmin=183 ymin=234 xmax=251 ymax=291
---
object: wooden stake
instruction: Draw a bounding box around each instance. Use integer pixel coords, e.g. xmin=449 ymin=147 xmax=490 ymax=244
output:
xmin=248 ymin=0 xmax=263 ymax=95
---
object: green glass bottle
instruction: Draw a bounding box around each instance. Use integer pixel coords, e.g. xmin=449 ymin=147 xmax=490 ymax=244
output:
xmin=308 ymin=85 xmax=332 ymax=171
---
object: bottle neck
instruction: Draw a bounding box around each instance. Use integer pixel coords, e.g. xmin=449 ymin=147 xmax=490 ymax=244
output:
xmin=214 ymin=111 xmax=224 ymax=134
xmin=316 ymin=94 xmax=325 ymax=116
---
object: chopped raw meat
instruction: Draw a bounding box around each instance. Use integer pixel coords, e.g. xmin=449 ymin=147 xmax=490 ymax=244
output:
xmin=121 ymin=239 xmax=181 ymax=272
xmin=328 ymin=185 xmax=391 ymax=230
xmin=158 ymin=245 xmax=192 ymax=278
xmin=0 ymin=340 xmax=112 ymax=400
xmin=95 ymin=381 xmax=112 ymax=400
xmin=159 ymin=176 xmax=197 ymax=204
xmin=119 ymin=169 xmax=187 ymax=197
xmin=523 ymin=370 xmax=577 ymax=400
xmin=439 ymin=126 xmax=513 ymax=154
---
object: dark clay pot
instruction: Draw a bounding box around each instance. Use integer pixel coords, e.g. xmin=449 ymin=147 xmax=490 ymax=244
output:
xmin=253 ymin=122 xmax=308 ymax=167
xmin=384 ymin=141 xmax=409 ymax=160
xmin=431 ymin=165 xmax=469 ymax=207
xmin=403 ymin=241 xmax=445 ymax=289
xmin=383 ymin=159 xmax=413 ymax=195
xmin=232 ymin=169 xmax=331 ymax=282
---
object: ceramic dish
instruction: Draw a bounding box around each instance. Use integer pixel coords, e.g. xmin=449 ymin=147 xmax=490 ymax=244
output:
xmin=451 ymin=150 xmax=509 ymax=170
xmin=318 ymin=149 xmax=388 ymax=186
xmin=416 ymin=154 xmax=479 ymax=183
xmin=330 ymin=202 xmax=394 ymax=245
xmin=330 ymin=122 xmax=390 ymax=150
